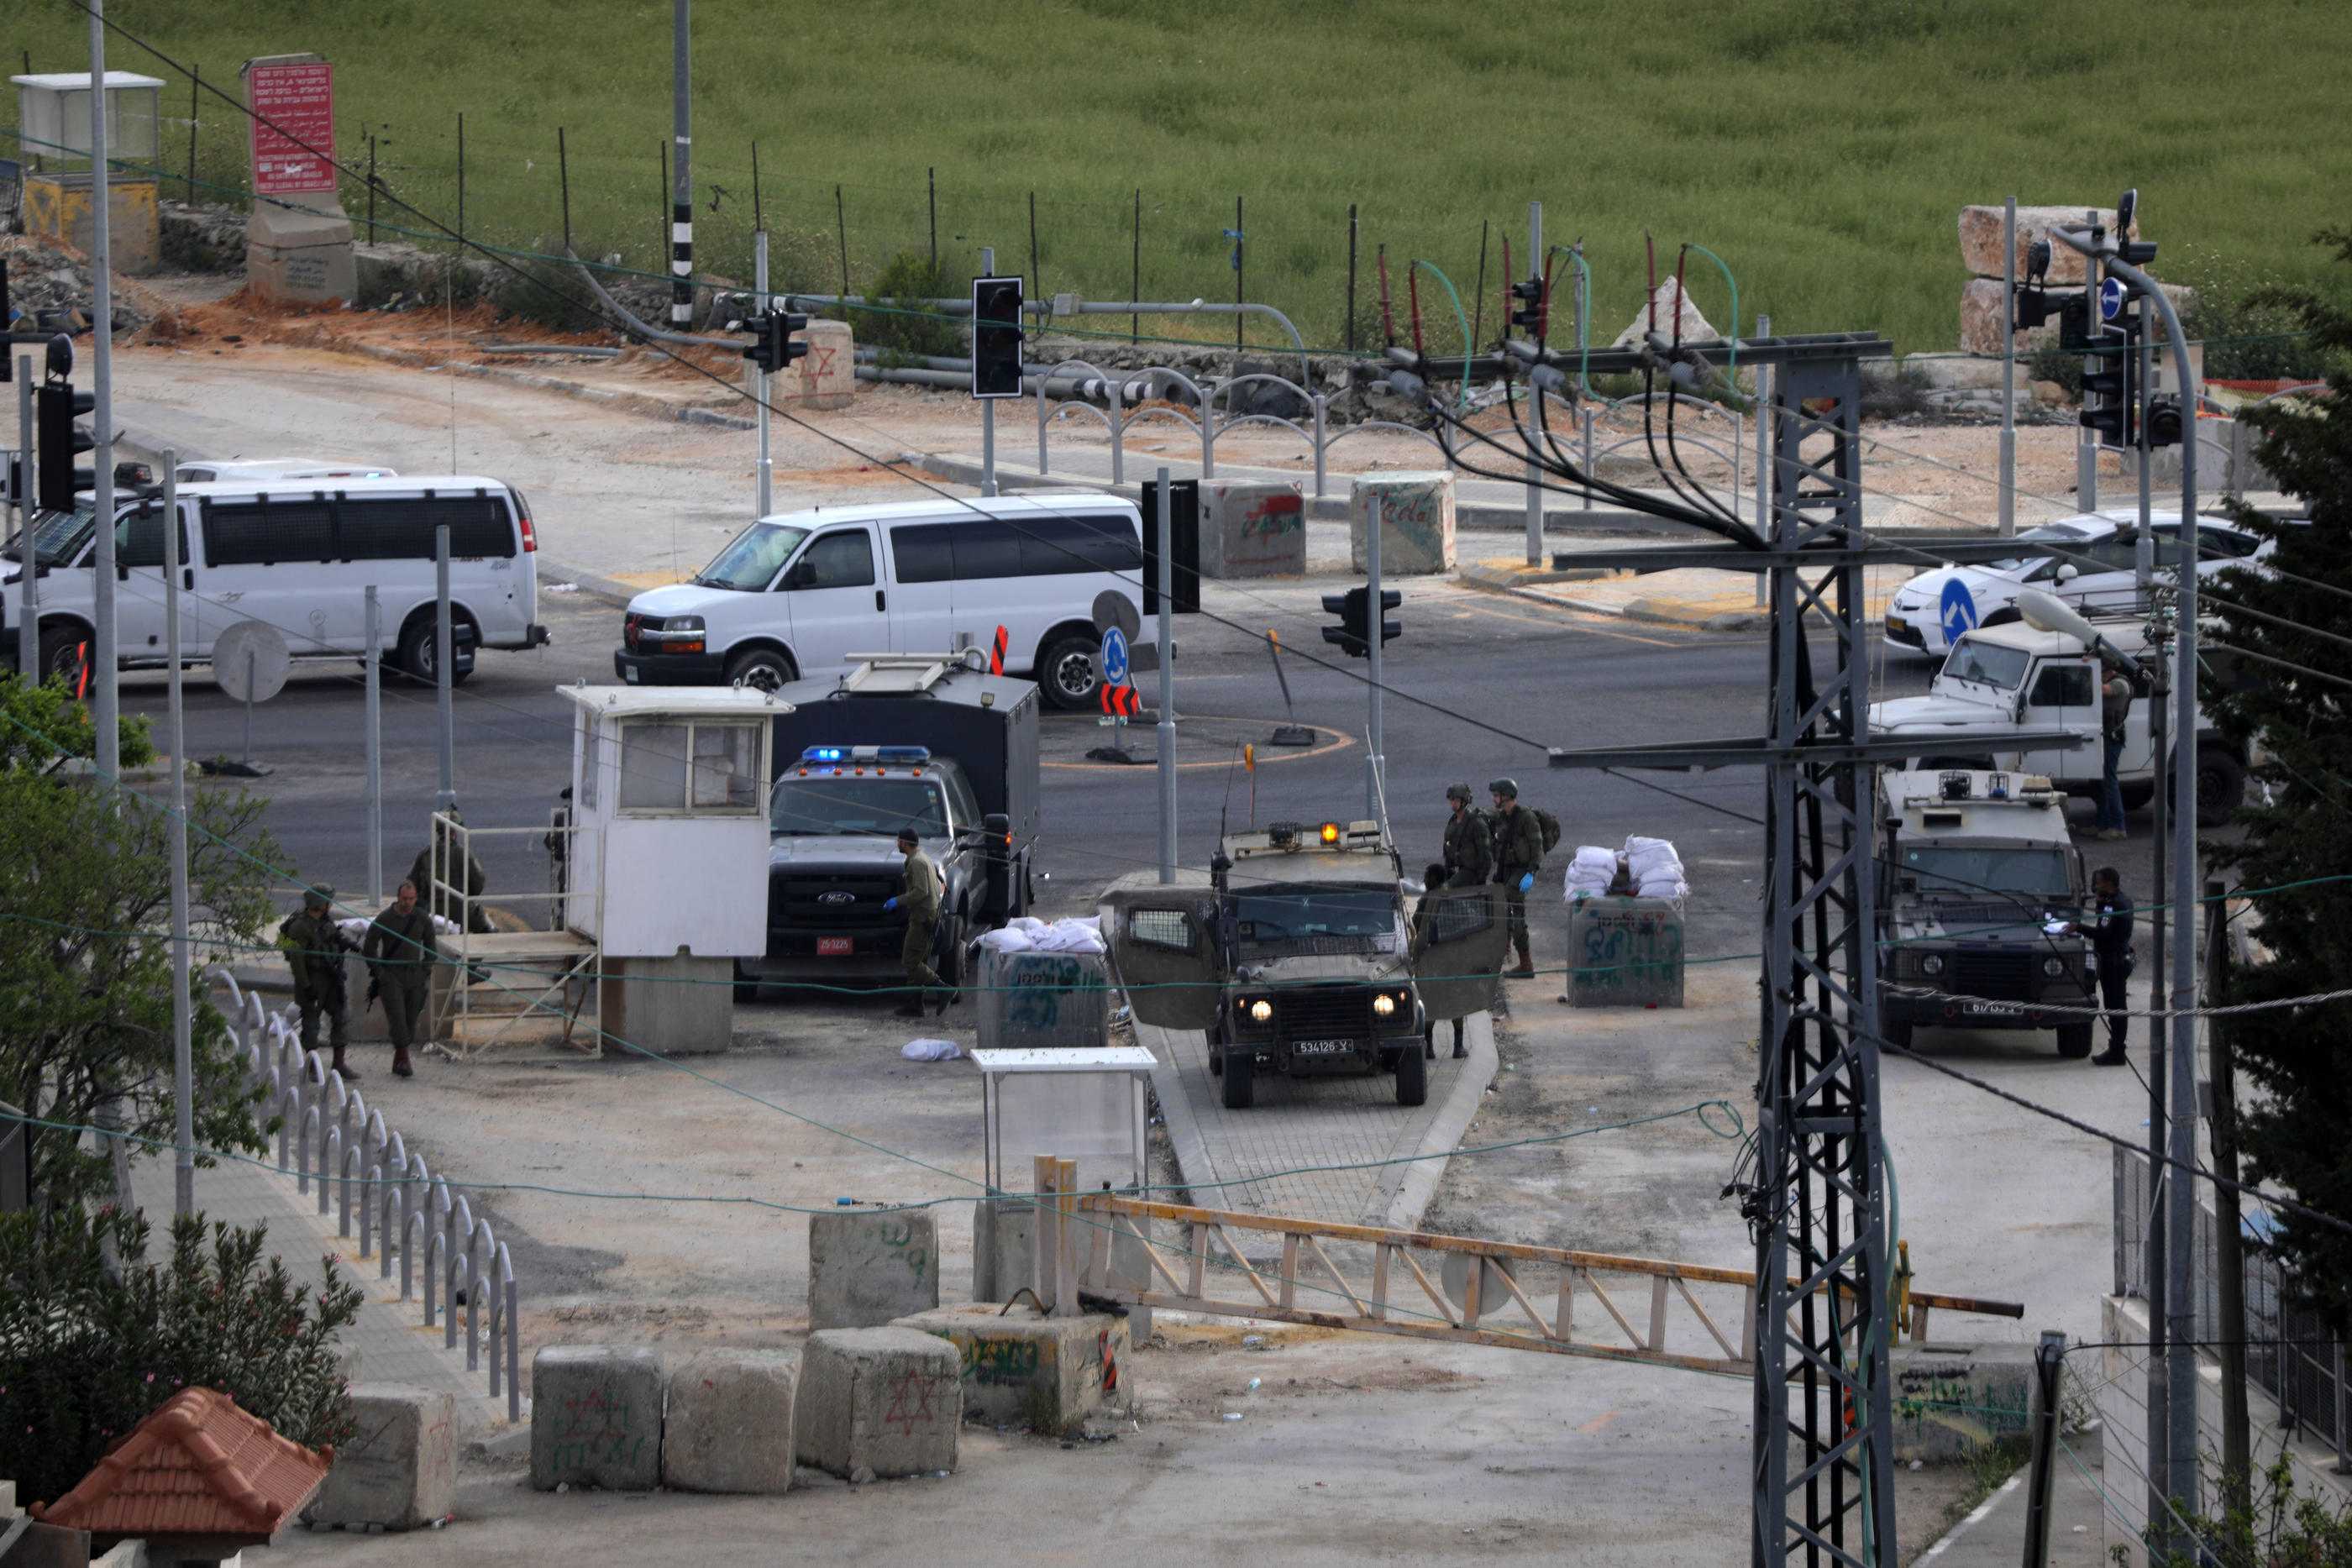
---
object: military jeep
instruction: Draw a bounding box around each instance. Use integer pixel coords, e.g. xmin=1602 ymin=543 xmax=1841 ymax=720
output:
xmin=1101 ymin=818 xmax=1509 ymax=1109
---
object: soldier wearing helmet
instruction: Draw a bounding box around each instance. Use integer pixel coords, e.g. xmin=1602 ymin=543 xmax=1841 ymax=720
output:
xmin=1441 ymin=781 xmax=1493 ymax=889
xmin=1488 ymin=778 xmax=1545 ymax=978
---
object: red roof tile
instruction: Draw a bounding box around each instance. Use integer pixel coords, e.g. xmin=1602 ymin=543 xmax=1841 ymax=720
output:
xmin=32 ymin=1387 xmax=333 ymax=1543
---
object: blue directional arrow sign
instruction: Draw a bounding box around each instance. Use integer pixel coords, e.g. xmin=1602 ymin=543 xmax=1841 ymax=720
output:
xmin=2099 ymin=276 xmax=2127 ymax=323
xmin=1100 ymin=625 xmax=1131 ymax=687
xmin=1940 ymin=578 xmax=1980 ymax=645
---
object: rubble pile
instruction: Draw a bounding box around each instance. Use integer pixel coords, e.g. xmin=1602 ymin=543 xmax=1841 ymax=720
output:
xmin=0 ymin=234 xmax=153 ymax=336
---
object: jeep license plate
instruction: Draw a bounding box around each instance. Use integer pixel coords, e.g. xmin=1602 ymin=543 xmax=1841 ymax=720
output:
xmin=816 ymin=937 xmax=853 ymax=957
xmin=1964 ymin=1001 xmax=2022 ymax=1016
xmin=1291 ymin=1040 xmax=1354 ymax=1056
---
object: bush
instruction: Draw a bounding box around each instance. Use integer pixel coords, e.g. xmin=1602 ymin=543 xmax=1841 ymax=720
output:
xmin=2173 ymin=241 xmax=2346 ymax=383
xmin=0 ymin=1207 xmax=361 ymax=1508
xmin=848 ymin=249 xmax=963 ymax=359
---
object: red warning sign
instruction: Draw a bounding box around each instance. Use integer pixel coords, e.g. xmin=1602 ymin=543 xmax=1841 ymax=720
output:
xmin=248 ymin=61 xmax=339 ymax=196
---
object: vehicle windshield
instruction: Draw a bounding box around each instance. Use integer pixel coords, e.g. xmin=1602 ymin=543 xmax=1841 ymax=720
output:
xmin=3 ymin=503 xmax=97 ymax=567
xmin=769 ymin=776 xmax=947 ymax=837
xmin=1902 ymin=846 xmax=2074 ymax=899
xmin=1940 ymin=637 xmax=2031 ymax=690
xmin=697 ymin=522 xmax=810 ymax=590
xmin=1231 ymin=884 xmax=1398 ymax=940
xmin=1984 ymin=522 xmax=2092 ymax=574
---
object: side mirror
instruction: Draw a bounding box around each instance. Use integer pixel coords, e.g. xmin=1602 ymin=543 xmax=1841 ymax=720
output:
xmin=2055 ymin=564 xmax=2078 ymax=585
xmin=778 ymin=561 xmax=807 ymax=590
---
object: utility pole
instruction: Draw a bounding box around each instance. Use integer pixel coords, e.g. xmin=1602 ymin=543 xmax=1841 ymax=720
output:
xmin=14 ymin=358 xmax=32 ymax=679
xmin=365 ymin=585 xmax=383 ymax=905
xmin=2207 ymin=875 xmax=2251 ymax=1519
xmin=89 ymin=0 xmax=118 ymax=781
xmin=1365 ymin=493 xmax=1385 ymax=826
xmin=1524 ymin=202 xmax=1543 ymax=567
xmin=435 ymin=525 xmax=456 ymax=812
xmin=1155 ymin=468 xmax=1176 ymax=883
xmin=670 ymin=0 xmax=693 ymax=332
xmin=163 ymin=452 xmax=192 ymax=1216
xmin=1999 ymin=197 xmax=2017 ymax=538
xmin=753 ymin=229 xmax=773 ymax=516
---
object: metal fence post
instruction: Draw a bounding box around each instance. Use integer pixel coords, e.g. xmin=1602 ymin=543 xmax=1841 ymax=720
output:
xmin=1313 ymin=393 xmax=1327 ymax=500
xmin=1037 ymin=370 xmax=1049 ymax=475
xmin=1110 ymin=376 xmax=1124 ymax=487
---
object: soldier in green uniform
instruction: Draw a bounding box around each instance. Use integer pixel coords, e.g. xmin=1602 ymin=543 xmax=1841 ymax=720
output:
xmin=408 ymin=810 xmax=492 ymax=936
xmin=278 ymin=885 xmax=359 ymax=1078
xmin=364 ymin=878 xmax=439 ymax=1078
xmin=883 ymin=826 xmax=951 ymax=1018
xmin=1488 ymin=779 xmax=1544 ymax=978
xmin=1441 ymin=782 xmax=1494 ymax=889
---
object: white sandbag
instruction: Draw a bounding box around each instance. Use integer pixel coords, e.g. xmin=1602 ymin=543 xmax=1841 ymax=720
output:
xmin=1635 ymin=878 xmax=1688 ymax=901
xmin=976 ymin=926 xmax=1035 ymax=953
xmin=900 ymin=1038 xmax=963 ymax=1062
xmin=1571 ymin=846 xmax=1619 ymax=875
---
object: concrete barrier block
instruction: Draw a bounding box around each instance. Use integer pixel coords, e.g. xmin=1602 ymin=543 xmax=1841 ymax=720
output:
xmin=893 ymin=1304 xmax=1129 ymax=1430
xmin=809 ymin=1209 xmax=939 ymax=1329
xmin=1958 ymin=203 xmax=2132 ymax=285
xmin=974 ymin=1198 xmax=1154 ymax=1343
xmin=778 ymin=318 xmax=855 ymax=411
xmin=1890 ymin=1341 xmax=2034 ymax=1463
xmin=1349 ymin=472 xmax=1456 ymax=575
xmin=661 ymin=1350 xmax=800 ymax=1494
xmin=306 ymin=1384 xmax=455 ymax=1529
xmin=1567 ymin=896 xmax=1685 ymax=1008
xmin=530 ymin=1345 xmax=664 ymax=1492
xmin=1201 ymin=480 xmax=1305 ymax=579
xmin=795 ymin=1327 xmax=962 ymax=1479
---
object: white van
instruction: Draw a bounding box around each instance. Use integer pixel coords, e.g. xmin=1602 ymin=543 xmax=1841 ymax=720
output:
xmin=2 ymin=475 xmax=547 ymax=684
xmin=612 ymin=493 xmax=1143 ymax=710
xmin=175 ymin=459 xmax=400 ymax=485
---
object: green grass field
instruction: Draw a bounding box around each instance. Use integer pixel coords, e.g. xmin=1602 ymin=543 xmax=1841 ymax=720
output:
xmin=15 ymin=0 xmax=2352 ymax=355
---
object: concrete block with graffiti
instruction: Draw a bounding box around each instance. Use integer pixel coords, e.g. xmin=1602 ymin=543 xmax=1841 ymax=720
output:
xmin=809 ymin=1209 xmax=941 ymax=1329
xmin=530 ymin=1345 xmax=664 ymax=1491
xmin=662 ymin=1349 xmax=801 ymax=1494
xmin=795 ymin=1327 xmax=963 ymax=1479
xmin=1567 ymin=897 xmax=1686 ymax=1008
xmin=1349 ymin=470 xmax=1457 ymax=575
xmin=1201 ymin=480 xmax=1306 ymax=579
xmin=1889 ymin=1342 xmax=2033 ymax=1463
xmin=892 ymin=1303 xmax=1131 ymax=1429
xmin=975 ymin=948 xmax=1112 ymax=1051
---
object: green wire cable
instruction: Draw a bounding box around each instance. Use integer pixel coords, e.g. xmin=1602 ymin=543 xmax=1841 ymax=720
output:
xmin=1547 ymin=244 xmax=1596 ymax=401
xmin=1682 ymin=244 xmax=1740 ymax=381
xmin=1407 ymin=259 xmax=1473 ymax=411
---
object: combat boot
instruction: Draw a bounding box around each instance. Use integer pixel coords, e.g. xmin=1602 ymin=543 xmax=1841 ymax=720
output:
xmin=1509 ymin=941 xmax=1536 ymax=978
xmin=330 ymin=1045 xmax=360 ymax=1080
xmin=391 ymin=1046 xmax=414 ymax=1078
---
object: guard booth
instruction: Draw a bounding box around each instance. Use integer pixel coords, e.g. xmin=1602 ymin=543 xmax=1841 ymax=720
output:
xmin=13 ymin=71 xmax=165 ymax=274
xmin=557 ymin=685 xmax=789 ymax=1057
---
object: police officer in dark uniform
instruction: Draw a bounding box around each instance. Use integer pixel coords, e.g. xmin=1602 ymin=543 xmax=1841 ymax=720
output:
xmin=1441 ymin=783 xmax=1494 ymax=889
xmin=2068 ymin=867 xmax=2135 ymax=1066
xmin=278 ymin=885 xmax=358 ymax=1079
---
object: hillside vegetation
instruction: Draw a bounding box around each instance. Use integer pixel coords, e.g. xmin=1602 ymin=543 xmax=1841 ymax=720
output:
xmin=14 ymin=0 xmax=2351 ymax=354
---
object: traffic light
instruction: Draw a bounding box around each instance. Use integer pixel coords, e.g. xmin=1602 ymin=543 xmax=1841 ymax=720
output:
xmin=36 ymin=378 xmax=97 ymax=511
xmin=738 ymin=309 xmax=811 ymax=375
xmin=1319 ymin=585 xmax=1400 ymax=658
xmin=1508 ymin=273 xmax=1546 ymax=341
xmin=2011 ymin=239 xmax=2067 ymax=332
xmin=2145 ymin=392 xmax=2183 ymax=448
xmin=2079 ymin=325 xmax=2135 ymax=449
xmin=970 ymin=275 xmax=1024 ymax=399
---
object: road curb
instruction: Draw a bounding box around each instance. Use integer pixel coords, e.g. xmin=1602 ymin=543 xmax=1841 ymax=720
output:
xmin=1453 ymin=566 xmax=1772 ymax=633
xmin=1137 ymin=1022 xmax=1236 ymax=1207
xmin=542 ymin=562 xmax=645 ymax=607
xmin=343 ymin=341 xmax=758 ymax=431
xmin=1378 ymin=1011 xmax=1499 ymax=1232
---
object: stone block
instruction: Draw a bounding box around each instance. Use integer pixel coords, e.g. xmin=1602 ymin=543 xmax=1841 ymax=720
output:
xmin=808 ymin=1209 xmax=939 ymax=1329
xmin=597 ymin=954 xmax=732 ymax=1057
xmin=795 ymin=1327 xmax=962 ymax=1479
xmin=892 ymin=1304 xmax=1129 ymax=1429
xmin=1567 ymin=896 xmax=1685 ymax=1008
xmin=306 ymin=1384 xmax=455 ymax=1529
xmin=1200 ymin=480 xmax=1306 ymax=579
xmin=530 ymin=1346 xmax=664 ymax=1491
xmin=1958 ymin=204 xmax=2136 ymax=285
xmin=1961 ymin=275 xmax=2196 ymax=359
xmin=247 ymin=197 xmax=357 ymax=306
xmin=1349 ymin=471 xmax=1456 ymax=575
xmin=1889 ymin=1341 xmax=2034 ymax=1463
xmin=774 ymin=318 xmax=856 ymax=411
xmin=661 ymin=1350 xmax=800 ymax=1494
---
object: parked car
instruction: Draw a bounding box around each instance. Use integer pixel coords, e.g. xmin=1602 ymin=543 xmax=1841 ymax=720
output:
xmin=2 ymin=475 xmax=546 ymax=684
xmin=612 ymin=494 xmax=1143 ymax=711
xmin=1882 ymin=511 xmax=2265 ymax=657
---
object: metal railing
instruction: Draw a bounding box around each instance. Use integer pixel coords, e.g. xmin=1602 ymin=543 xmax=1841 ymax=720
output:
xmin=210 ymin=970 xmax=522 ymax=1423
xmin=423 ymin=810 xmax=597 ymax=1054
xmin=2114 ymin=1143 xmax=2349 ymax=1466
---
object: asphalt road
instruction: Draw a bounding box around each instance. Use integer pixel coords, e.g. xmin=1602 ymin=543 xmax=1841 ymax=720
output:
xmin=118 ymin=571 xmax=2176 ymax=984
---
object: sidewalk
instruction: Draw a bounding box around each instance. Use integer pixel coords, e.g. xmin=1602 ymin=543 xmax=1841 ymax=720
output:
xmin=125 ymin=1141 xmax=517 ymax=1440
xmin=1919 ymin=1426 xmax=2113 ymax=1566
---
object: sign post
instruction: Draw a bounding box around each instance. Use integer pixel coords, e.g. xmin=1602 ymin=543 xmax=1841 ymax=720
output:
xmin=241 ymin=54 xmax=354 ymax=302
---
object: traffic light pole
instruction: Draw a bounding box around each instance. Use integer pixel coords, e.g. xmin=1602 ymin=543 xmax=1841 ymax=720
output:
xmin=1524 ymin=202 xmax=1544 ymax=567
xmin=89 ymin=0 xmax=119 ymax=782
xmin=1365 ymin=493 xmax=1385 ymax=828
xmin=1155 ymin=467 xmax=1177 ymax=884
xmin=14 ymin=360 xmax=31 ymax=679
xmin=754 ymin=230 xmax=773 ymax=517
xmin=979 ymin=248 xmax=999 ymax=497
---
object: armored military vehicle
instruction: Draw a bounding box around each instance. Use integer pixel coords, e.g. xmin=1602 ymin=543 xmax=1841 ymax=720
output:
xmin=1102 ymin=818 xmax=1509 ymax=1109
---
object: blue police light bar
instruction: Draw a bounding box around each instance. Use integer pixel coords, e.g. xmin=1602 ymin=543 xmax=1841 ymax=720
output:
xmin=875 ymin=746 xmax=932 ymax=763
xmin=803 ymin=746 xmax=848 ymax=763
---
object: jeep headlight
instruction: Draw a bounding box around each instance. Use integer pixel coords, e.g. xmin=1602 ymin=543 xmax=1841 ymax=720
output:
xmin=1372 ymin=994 xmax=1396 ymax=1018
xmin=2042 ymin=956 xmax=2067 ymax=978
xmin=1248 ymin=999 xmax=1273 ymax=1024
xmin=1919 ymin=953 xmax=1945 ymax=977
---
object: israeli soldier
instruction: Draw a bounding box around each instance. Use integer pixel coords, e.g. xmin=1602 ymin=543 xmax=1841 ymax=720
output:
xmin=1488 ymin=778 xmax=1544 ymax=978
xmin=883 ymin=826 xmax=952 ymax=1018
xmin=278 ymin=885 xmax=358 ymax=1078
xmin=408 ymin=809 xmax=492 ymax=936
xmin=1441 ymin=782 xmax=1494 ymax=889
xmin=364 ymin=878 xmax=438 ymax=1078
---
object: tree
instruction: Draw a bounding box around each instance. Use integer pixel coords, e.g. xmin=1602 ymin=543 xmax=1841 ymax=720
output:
xmin=2205 ymin=224 xmax=2352 ymax=1334
xmin=0 ymin=1206 xmax=360 ymax=1507
xmin=0 ymin=671 xmax=281 ymax=1207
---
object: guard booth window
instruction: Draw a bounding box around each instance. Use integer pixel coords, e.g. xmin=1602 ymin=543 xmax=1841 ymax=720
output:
xmin=616 ymin=721 xmax=762 ymax=815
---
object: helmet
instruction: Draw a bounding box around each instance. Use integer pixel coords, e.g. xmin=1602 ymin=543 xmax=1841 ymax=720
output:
xmin=303 ymin=884 xmax=333 ymax=910
xmin=1445 ymin=782 xmax=1472 ymax=804
xmin=1488 ymin=778 xmax=1519 ymax=800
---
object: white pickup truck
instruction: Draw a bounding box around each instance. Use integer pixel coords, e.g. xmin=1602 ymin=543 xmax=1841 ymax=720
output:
xmin=1868 ymin=619 xmax=2250 ymax=828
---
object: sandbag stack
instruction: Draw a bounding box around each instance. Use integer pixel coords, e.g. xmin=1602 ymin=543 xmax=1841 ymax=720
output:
xmin=1562 ymin=836 xmax=1687 ymax=905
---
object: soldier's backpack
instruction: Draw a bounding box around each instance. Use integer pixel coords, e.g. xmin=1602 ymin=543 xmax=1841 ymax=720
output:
xmin=1530 ymin=807 xmax=1562 ymax=857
